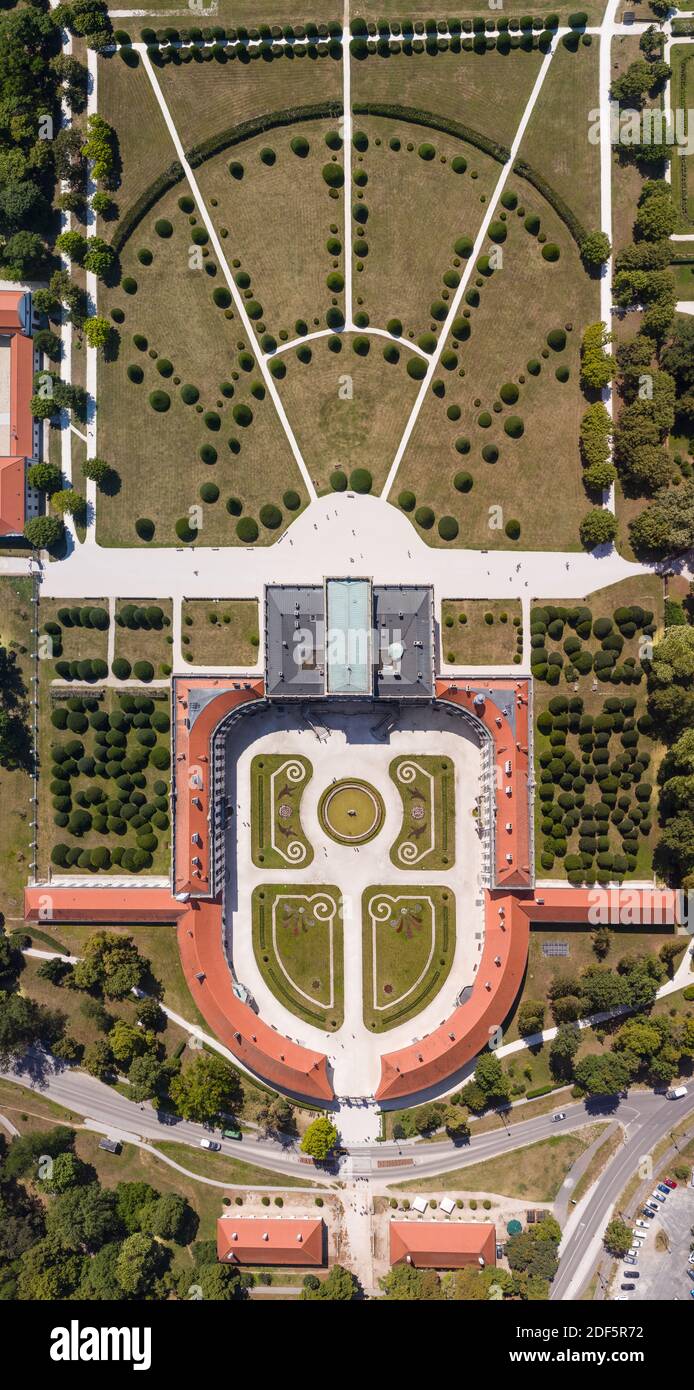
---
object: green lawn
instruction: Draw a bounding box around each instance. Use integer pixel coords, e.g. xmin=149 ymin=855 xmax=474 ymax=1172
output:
xmin=46 ymin=921 xmax=208 ymax=1030
xmin=252 ymin=884 xmax=344 ymax=1030
xmin=113 ymin=600 xmax=173 ymax=679
xmin=441 ymin=599 xmax=523 ymax=665
xmin=670 ymin=45 xmax=694 ymax=233
xmin=362 ymin=885 xmax=455 ymax=1032
xmin=390 ymin=1127 xmax=603 ymax=1199
xmin=181 ymin=599 xmax=260 ymax=667
xmin=152 ymin=1139 xmax=315 ymax=1189
xmin=250 ymin=753 xmax=314 ymax=868
xmin=389 ymin=754 xmax=455 ymax=869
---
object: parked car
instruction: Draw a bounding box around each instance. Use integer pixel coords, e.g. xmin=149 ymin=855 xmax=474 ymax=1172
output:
xmin=690 ymin=1288 xmax=694 ymax=1299
xmin=551 ymin=1112 xmax=566 ymax=1122
xmin=623 ymin=1254 xmax=636 ymax=1265
xmin=663 ymin=1178 xmax=677 ymax=1189
xmin=628 ymin=1247 xmax=640 ymax=1258
xmin=200 ymin=1139 xmax=221 ymax=1151
xmin=642 ymin=1208 xmax=656 ymax=1219
xmin=657 ymin=1183 xmax=670 ymax=1195
xmin=624 ymin=1271 xmax=640 ymax=1278
xmin=496 ymin=1244 xmax=504 ymax=1260
xmin=222 ymin=1127 xmax=243 ymax=1141
xmin=635 ymin=1219 xmax=649 ymax=1228
xmin=687 ymin=1269 xmax=694 ymax=1282
xmin=688 ymin=1252 xmax=694 ymax=1266
xmin=621 ymin=1283 xmax=635 ymax=1291
xmin=651 ymin=1191 xmax=666 ymax=1203
xmin=666 ymin=1086 xmax=688 ymax=1099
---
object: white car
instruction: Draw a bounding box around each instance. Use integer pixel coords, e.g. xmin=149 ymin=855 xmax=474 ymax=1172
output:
xmin=200 ymin=1138 xmax=221 ymax=1151
xmin=651 ymin=1190 xmax=666 ymax=1202
xmin=635 ymin=1220 xmax=649 ymax=1229
xmin=628 ymin=1247 xmax=640 ymax=1258
xmin=551 ymin=1112 xmax=566 ymax=1122
xmin=688 ymin=1252 xmax=694 ymax=1266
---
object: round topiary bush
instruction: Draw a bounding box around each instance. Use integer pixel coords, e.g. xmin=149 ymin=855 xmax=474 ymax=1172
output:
xmin=180 ymin=383 xmax=199 ymax=404
xmin=175 ymin=516 xmax=197 ymax=543
xmin=229 ymin=160 xmax=244 ymax=180
xmin=156 ymin=358 xmax=173 ymax=377
xmin=454 ymin=471 xmax=473 ymax=492
xmin=149 ymin=390 xmax=170 ymax=412
xmin=137 ymin=248 xmax=153 ymax=266
xmin=407 ymin=357 xmax=427 ymax=380
xmin=226 ymin=496 xmax=243 ymax=516
xmin=349 ymin=467 xmax=372 ymax=493
xmin=451 ymin=156 xmax=467 ymax=173
xmin=283 ymin=489 xmax=301 ymax=511
xmin=504 ymin=415 xmax=524 ymax=438
xmin=122 ymin=277 xmax=138 ymax=295
xmin=291 ymin=135 xmax=310 ymax=157
xmin=111 ymin=657 xmax=131 ymax=680
xmin=199 ymin=444 xmax=217 ymax=465
xmin=178 ymin=195 xmax=195 ymax=213
xmin=398 ymin=490 xmax=416 ymax=511
xmin=500 ymin=189 xmax=518 ymax=210
xmin=127 ymin=364 xmax=144 ymax=384
xmin=322 ymin=162 xmax=344 ymax=187
xmin=200 ymin=481 xmax=220 ymax=503
xmin=505 ymin=518 xmax=521 ymax=539
xmin=232 ymin=403 xmax=253 ymax=427
xmin=135 ymin=517 xmax=155 ymax=541
xmin=482 ymin=444 xmax=499 ymax=463
xmin=477 ymin=411 xmax=492 ymax=428
xmin=155 ymin=218 xmax=173 ymax=238
xmin=556 ymin=365 xmax=570 ymax=383
xmin=330 ymin=470 xmax=347 ymax=491
xmin=499 ymin=382 xmax=519 ymax=405
xmin=418 ymin=142 xmax=436 ymax=160
xmin=438 ymin=515 xmax=459 ymax=540
xmin=133 ymin=660 xmax=154 ymax=682
xmin=524 ymin=213 xmax=540 ymax=235
xmin=415 ymin=505 xmax=435 ymax=529
xmin=259 ymin=147 xmax=276 ymax=165
xmin=547 ymin=328 xmax=567 ymax=351
xmin=542 ymin=242 xmax=560 ymax=262
xmin=259 ymin=503 xmax=282 ymax=529
xmin=236 ymin=516 xmax=259 ymax=543
xmin=489 ymin=220 xmax=507 ymax=243
xmin=213 ymin=287 xmax=232 ymax=308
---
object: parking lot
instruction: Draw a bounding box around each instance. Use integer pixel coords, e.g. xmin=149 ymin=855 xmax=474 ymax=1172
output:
xmin=620 ymin=1180 xmax=694 ymax=1301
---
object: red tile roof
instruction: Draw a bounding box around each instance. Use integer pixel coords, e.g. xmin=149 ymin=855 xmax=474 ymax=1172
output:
xmin=217 ymin=1217 xmax=324 ymax=1266
xmin=24 ymin=886 xmax=188 ymax=924
xmin=177 ymin=897 xmax=333 ymax=1101
xmin=0 ymin=292 xmax=33 ymax=536
xmin=436 ymin=678 xmax=532 ymax=888
xmin=390 ymin=1221 xmax=496 ymax=1269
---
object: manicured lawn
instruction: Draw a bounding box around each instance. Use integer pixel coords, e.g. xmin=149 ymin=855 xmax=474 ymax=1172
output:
xmin=0 ymin=577 xmax=34 ymax=924
xmin=670 ymin=260 xmax=694 ymax=297
xmin=346 ymin=116 xmax=499 ymax=343
xmin=156 ymin=43 xmax=342 ymax=151
xmin=40 ymin=598 xmax=110 ymax=677
xmin=391 ymin=1127 xmax=605 ymax=1199
xmin=96 ymin=183 xmax=308 ymax=549
xmin=389 ymin=191 xmax=598 ymax=550
xmin=351 ymin=44 xmax=544 ymax=152
xmin=252 ymin=884 xmax=344 ymax=1030
xmin=441 ymin=599 xmax=523 ymax=665
xmin=670 ymin=45 xmax=694 ymax=232
xmin=113 ymin=599 xmax=173 ymax=679
xmin=532 ymin=575 xmax=665 ymax=882
xmin=389 ymin=754 xmax=455 ymax=869
xmin=98 ymin=50 xmax=176 ymax=219
xmin=276 ymin=332 xmax=420 ymax=494
xmin=362 ymin=885 xmax=455 ymax=1032
xmin=517 ymin=38 xmax=600 ymax=233
xmin=194 ymin=120 xmax=345 ymax=345
xmin=250 ymin=753 xmax=314 ymax=868
xmin=181 ymin=599 xmax=260 ymax=667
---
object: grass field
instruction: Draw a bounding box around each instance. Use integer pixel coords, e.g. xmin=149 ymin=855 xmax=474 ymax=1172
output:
xmin=391 ymin=1126 xmax=604 ymax=1199
xmin=251 ymin=884 xmax=344 ymax=1030
xmin=389 ymin=754 xmax=455 ymax=869
xmin=670 ymin=45 xmax=694 ymax=233
xmin=531 ymin=575 xmax=665 ymax=882
xmin=362 ymin=885 xmax=455 ymax=1032
xmin=441 ymin=599 xmax=523 ymax=664
xmin=389 ymin=188 xmax=598 ymax=549
xmin=181 ymin=599 xmax=260 ymax=666
xmin=97 ymin=182 xmax=308 ymax=548
xmin=0 ymin=577 xmax=34 ymax=925
xmin=156 ymin=44 xmax=342 ymax=150
xmin=250 ymin=753 xmax=314 ymax=868
xmin=40 ymin=598 xmax=110 ymax=677
xmin=517 ymin=37 xmax=600 ymax=232
xmin=276 ymin=332 xmax=421 ymax=494
xmin=351 ymin=43 xmax=544 ymax=152
xmin=194 ymin=120 xmax=346 ymax=344
xmin=346 ymin=116 xmax=500 ymax=342
xmin=98 ymin=51 xmax=176 ymax=224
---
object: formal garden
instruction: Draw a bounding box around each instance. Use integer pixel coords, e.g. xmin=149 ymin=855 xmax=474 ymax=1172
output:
xmin=362 ymin=885 xmax=456 ymax=1032
xmin=250 ymin=753 xmax=314 ymax=867
xmin=40 ymin=689 xmax=171 ymax=877
xmin=532 ymin=577 xmax=664 ymax=881
xmin=251 ymin=884 xmax=344 ymax=1030
xmin=113 ymin=601 xmax=173 ymax=681
xmin=40 ymin=601 xmax=110 ymax=684
xmin=389 ymin=755 xmax=455 ymax=869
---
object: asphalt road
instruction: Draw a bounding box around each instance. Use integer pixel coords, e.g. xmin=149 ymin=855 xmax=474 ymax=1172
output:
xmin=551 ymin=1092 xmax=694 ymax=1301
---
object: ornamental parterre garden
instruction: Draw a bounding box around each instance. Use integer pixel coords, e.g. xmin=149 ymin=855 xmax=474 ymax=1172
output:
xmin=2 ymin=0 xmax=694 ymax=1312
